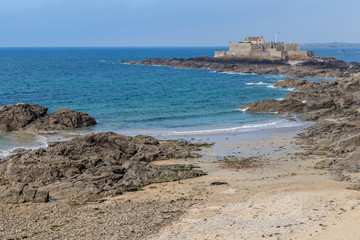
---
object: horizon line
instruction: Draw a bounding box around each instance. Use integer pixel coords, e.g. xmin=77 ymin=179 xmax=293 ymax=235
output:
xmin=0 ymin=42 xmax=360 ymax=48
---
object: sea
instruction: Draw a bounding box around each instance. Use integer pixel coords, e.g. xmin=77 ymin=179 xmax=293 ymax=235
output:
xmin=1 ymin=46 xmax=360 ymax=157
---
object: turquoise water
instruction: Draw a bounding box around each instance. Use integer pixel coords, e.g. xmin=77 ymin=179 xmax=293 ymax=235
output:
xmin=0 ymin=47 xmax=359 ymax=155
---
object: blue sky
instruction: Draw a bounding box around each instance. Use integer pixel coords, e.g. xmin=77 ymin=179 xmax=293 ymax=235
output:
xmin=0 ymin=0 xmax=359 ymax=46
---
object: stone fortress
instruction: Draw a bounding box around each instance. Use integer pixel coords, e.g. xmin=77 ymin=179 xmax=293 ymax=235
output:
xmin=215 ymin=36 xmax=314 ymax=59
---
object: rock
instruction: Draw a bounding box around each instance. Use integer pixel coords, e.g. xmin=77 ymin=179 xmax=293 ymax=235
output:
xmin=0 ymin=103 xmax=47 ymax=132
xmin=274 ymin=79 xmax=309 ymax=90
xmin=0 ymin=103 xmax=97 ymax=133
xmin=128 ymin=56 xmax=359 ymax=78
xmin=0 ymin=183 xmax=49 ymax=203
xmin=26 ymin=108 xmax=97 ymax=131
xmin=354 ymin=177 xmax=360 ymax=182
xmin=346 ymin=183 xmax=360 ymax=191
xmin=329 ymin=172 xmax=351 ymax=181
xmin=287 ymin=118 xmax=297 ymax=122
xmin=240 ymin=99 xmax=306 ymax=114
xmin=0 ymin=132 xmax=205 ymax=203
xmin=210 ymin=182 xmax=228 ymax=186
xmin=10 ymin=148 xmax=27 ymax=154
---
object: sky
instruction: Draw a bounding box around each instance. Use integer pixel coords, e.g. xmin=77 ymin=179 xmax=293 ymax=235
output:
xmin=0 ymin=0 xmax=359 ymax=47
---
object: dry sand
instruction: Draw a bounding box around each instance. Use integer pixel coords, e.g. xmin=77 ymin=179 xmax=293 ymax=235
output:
xmin=147 ymin=127 xmax=360 ymax=240
xmin=1 ymin=126 xmax=360 ymax=239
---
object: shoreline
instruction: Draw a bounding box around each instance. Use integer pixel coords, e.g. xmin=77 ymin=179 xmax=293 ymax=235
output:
xmin=2 ymin=126 xmax=359 ymax=239
xmin=0 ymin=114 xmax=310 ymax=158
xmin=128 ymin=55 xmax=360 ymax=78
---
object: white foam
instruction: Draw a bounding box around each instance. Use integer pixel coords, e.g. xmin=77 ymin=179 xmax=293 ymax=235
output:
xmin=238 ymin=107 xmax=249 ymax=112
xmin=276 ymin=98 xmax=284 ymax=101
xmin=267 ymin=85 xmax=295 ymax=91
xmin=301 ymin=100 xmax=307 ymax=103
xmin=171 ymin=119 xmax=302 ymax=135
xmin=245 ymin=82 xmax=268 ymax=86
xmin=266 ymin=74 xmax=285 ymax=79
xmin=0 ymin=134 xmax=48 ymax=158
xmin=219 ymin=71 xmax=256 ymax=75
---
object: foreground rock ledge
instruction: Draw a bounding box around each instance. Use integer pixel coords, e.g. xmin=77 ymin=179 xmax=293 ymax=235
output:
xmin=0 ymin=103 xmax=97 ymax=133
xmin=0 ymin=132 xmax=205 ymax=203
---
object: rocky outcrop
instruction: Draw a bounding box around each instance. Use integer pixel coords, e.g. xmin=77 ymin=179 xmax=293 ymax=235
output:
xmin=0 ymin=103 xmax=47 ymax=132
xmin=128 ymin=56 xmax=360 ymax=78
xmin=0 ymin=132 xmax=205 ymax=203
xmin=26 ymin=108 xmax=97 ymax=131
xmin=240 ymin=74 xmax=360 ymax=174
xmin=240 ymin=99 xmax=307 ymax=114
xmin=0 ymin=103 xmax=96 ymax=133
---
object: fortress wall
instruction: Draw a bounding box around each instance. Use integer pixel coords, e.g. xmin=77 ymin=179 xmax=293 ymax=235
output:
xmin=287 ymin=51 xmax=314 ymax=57
xmin=283 ymin=43 xmax=300 ymax=51
xmin=229 ymin=43 xmax=252 ymax=52
xmin=269 ymin=51 xmax=287 ymax=58
xmin=228 ymin=51 xmax=271 ymax=58
xmin=214 ymin=42 xmax=314 ymax=58
xmin=251 ymin=45 xmax=265 ymax=52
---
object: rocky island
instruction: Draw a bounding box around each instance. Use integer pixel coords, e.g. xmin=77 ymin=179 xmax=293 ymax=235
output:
xmin=128 ymin=37 xmax=360 ymax=78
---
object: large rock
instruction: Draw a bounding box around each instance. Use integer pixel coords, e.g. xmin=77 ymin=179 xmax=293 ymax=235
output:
xmin=0 ymin=183 xmax=49 ymax=204
xmin=0 ymin=132 xmax=205 ymax=203
xmin=0 ymin=103 xmax=96 ymax=133
xmin=273 ymin=79 xmax=309 ymax=90
xmin=240 ymin=99 xmax=307 ymax=114
xmin=0 ymin=103 xmax=47 ymax=132
xmin=26 ymin=108 xmax=97 ymax=131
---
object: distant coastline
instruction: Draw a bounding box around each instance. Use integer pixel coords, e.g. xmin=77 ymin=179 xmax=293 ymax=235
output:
xmin=300 ymin=42 xmax=360 ymax=48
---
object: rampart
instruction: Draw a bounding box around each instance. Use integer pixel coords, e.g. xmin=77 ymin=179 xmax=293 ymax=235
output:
xmin=215 ymin=42 xmax=314 ymax=59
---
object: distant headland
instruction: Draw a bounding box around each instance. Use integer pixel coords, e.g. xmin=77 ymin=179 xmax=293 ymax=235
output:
xmin=215 ymin=36 xmax=314 ymax=59
xmin=300 ymin=42 xmax=360 ymax=48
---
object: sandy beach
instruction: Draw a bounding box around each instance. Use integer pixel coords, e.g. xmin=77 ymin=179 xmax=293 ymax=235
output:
xmin=1 ymin=125 xmax=359 ymax=239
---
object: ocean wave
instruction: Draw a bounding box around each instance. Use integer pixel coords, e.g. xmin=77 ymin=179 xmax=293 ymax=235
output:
xmin=171 ymin=119 xmax=304 ymax=135
xmin=238 ymin=107 xmax=249 ymax=112
xmin=245 ymin=82 xmax=268 ymax=85
xmin=265 ymin=74 xmax=286 ymax=79
xmin=218 ymin=71 xmax=256 ymax=75
xmin=0 ymin=134 xmax=48 ymax=158
xmin=121 ymin=110 xmax=238 ymax=123
xmin=267 ymin=85 xmax=295 ymax=91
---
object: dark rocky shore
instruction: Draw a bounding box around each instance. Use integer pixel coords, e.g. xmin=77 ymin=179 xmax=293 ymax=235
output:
xmin=0 ymin=104 xmax=206 ymax=203
xmin=241 ymin=74 xmax=360 ymax=177
xmin=128 ymin=56 xmax=360 ymax=78
xmin=0 ymin=132 xmax=205 ymax=203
